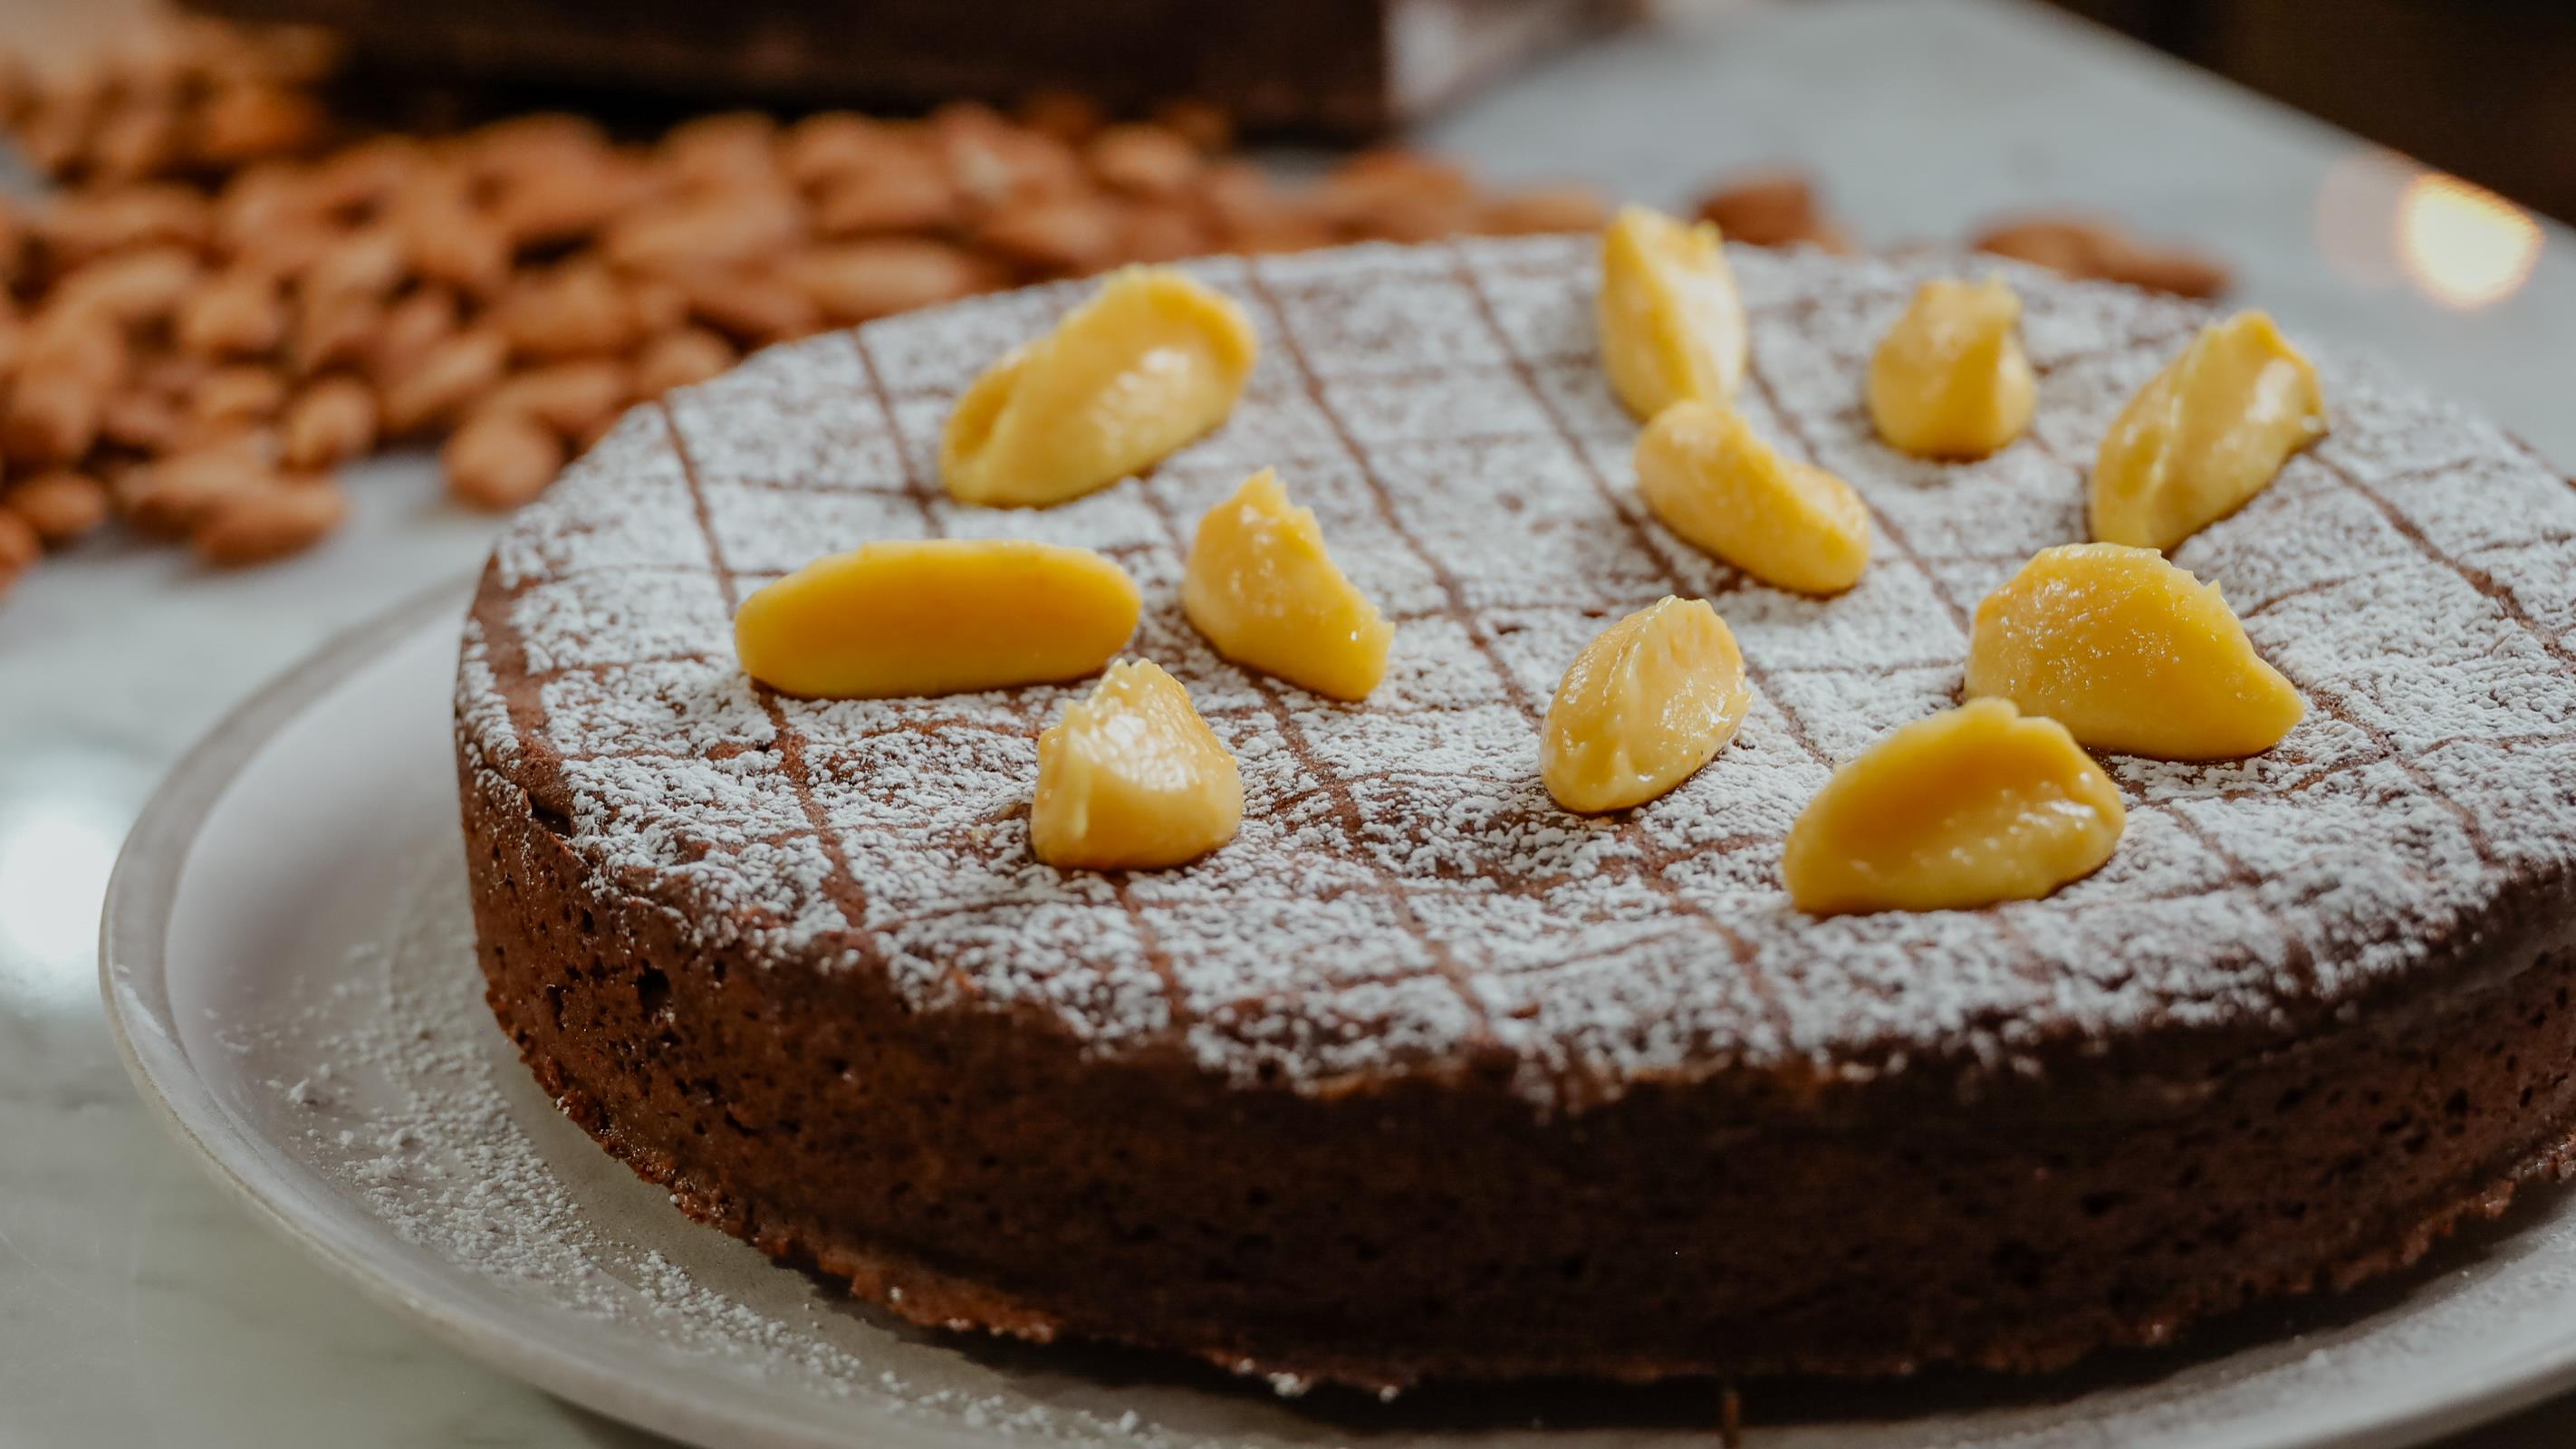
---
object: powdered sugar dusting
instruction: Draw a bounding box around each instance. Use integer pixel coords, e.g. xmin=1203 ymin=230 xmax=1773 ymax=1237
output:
xmin=245 ymin=853 xmax=1198 ymax=1446
xmin=457 ymin=237 xmax=2576 ymax=1106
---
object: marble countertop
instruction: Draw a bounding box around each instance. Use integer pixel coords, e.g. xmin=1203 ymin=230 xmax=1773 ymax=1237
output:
xmin=5 ymin=0 xmax=2572 ymax=1443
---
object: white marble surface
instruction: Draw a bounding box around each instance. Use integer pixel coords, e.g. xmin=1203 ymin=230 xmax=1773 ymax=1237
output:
xmin=4 ymin=0 xmax=2572 ymax=1442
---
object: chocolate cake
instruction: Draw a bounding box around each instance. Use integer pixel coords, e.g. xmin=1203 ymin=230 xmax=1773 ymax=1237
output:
xmin=455 ymin=236 xmax=2576 ymax=1389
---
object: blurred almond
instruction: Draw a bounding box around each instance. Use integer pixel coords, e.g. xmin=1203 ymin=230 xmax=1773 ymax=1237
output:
xmin=1476 ymin=185 xmax=1610 ymax=237
xmin=191 ymin=363 xmax=287 ymax=428
xmin=4 ymin=374 xmax=103 ymax=463
xmin=292 ymin=289 xmax=382 ymax=375
xmin=194 ymin=82 xmax=326 ymax=165
xmin=477 ymin=357 xmax=630 ymax=440
xmin=91 ymin=101 xmax=177 ymax=183
xmin=675 ymin=265 xmax=816 ymax=344
xmin=979 ymin=196 xmax=1125 ymax=273
xmin=492 ymin=261 xmax=637 ymax=358
xmin=625 ymin=276 xmax=688 ymax=336
xmin=1693 ymin=173 xmax=1845 ymax=250
xmin=400 ymin=195 xmax=510 ymax=298
xmin=0 ymin=509 xmax=35 ymax=577
xmin=100 ymin=389 xmax=184 ymax=451
xmin=38 ymin=183 xmax=209 ymax=265
xmin=192 ymin=478 xmax=345 ymax=564
xmin=603 ymin=185 xmax=802 ymax=275
xmin=933 ymin=101 xmax=1081 ymax=207
xmin=460 ymin=113 xmax=609 ymax=187
xmin=279 ymin=374 xmax=378 ymax=469
xmin=381 ymin=326 xmax=506 ymax=434
xmin=812 ymin=158 xmax=960 ymax=236
xmin=781 ymin=111 xmax=909 ymax=188
xmin=444 ymin=410 xmax=562 ymax=510
xmin=1117 ymin=203 xmax=1211 ymax=264
xmin=1014 ymin=91 xmax=1106 ymax=147
xmin=634 ymin=327 xmax=735 ymax=397
xmin=487 ymin=157 xmax=649 ymax=249
xmin=127 ymin=443 xmax=270 ymax=533
xmin=368 ymin=287 xmax=457 ymax=382
xmin=303 ymin=226 xmax=405 ymax=303
xmin=53 ymin=244 xmax=199 ymax=323
xmin=5 ymin=469 xmax=110 ymax=542
xmin=788 ymin=239 xmax=998 ymax=324
xmin=1085 ymin=124 xmax=1199 ymax=199
xmin=660 ymin=111 xmax=779 ymax=190
xmin=176 ymin=266 xmax=285 ymax=355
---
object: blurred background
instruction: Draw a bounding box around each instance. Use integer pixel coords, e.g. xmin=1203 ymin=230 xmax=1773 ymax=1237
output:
xmin=2 ymin=1 xmax=2573 ymax=1445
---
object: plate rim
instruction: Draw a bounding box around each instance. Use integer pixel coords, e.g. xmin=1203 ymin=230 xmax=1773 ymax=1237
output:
xmin=90 ymin=576 xmax=2576 ymax=1449
xmin=94 ymin=576 xmax=997 ymax=1449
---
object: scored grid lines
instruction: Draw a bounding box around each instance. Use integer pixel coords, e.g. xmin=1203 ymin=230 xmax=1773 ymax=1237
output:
xmin=1444 ymin=242 xmax=1790 ymax=1037
xmin=656 ymin=399 xmax=871 ymax=937
xmin=463 ymin=237 xmax=2576 ymax=1096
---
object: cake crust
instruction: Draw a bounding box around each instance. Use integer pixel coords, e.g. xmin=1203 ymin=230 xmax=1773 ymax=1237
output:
xmin=456 ymin=238 xmax=2576 ymax=1384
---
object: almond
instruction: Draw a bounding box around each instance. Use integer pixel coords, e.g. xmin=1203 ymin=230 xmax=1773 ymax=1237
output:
xmin=444 ymin=410 xmax=563 ymax=510
xmin=367 ymin=288 xmax=457 ymax=382
xmin=279 ymin=375 xmax=378 ymax=469
xmin=789 ymin=239 xmax=997 ymax=325
xmin=486 ymin=157 xmax=649 ymax=250
xmin=476 ymin=357 xmax=630 ymax=440
xmin=659 ymin=111 xmax=780 ymax=191
xmin=978 ymin=196 xmax=1125 ymax=273
xmin=5 ymin=469 xmax=111 ymax=542
xmin=176 ymin=266 xmax=285 ymax=355
xmin=292 ymin=289 xmax=381 ymax=375
xmin=492 ymin=261 xmax=636 ymax=358
xmin=193 ymin=82 xmax=326 ymax=165
xmin=3 ymin=374 xmax=104 ymax=463
xmin=90 ymin=101 xmax=177 ymax=183
xmin=0 ymin=509 xmax=37 ymax=577
xmin=399 ymin=196 xmax=510 ymax=298
xmin=127 ymin=444 xmax=271 ymax=533
xmin=1119 ymin=204 xmax=1211 ymax=264
xmin=934 ymin=102 xmax=1082 ymax=207
xmin=459 ymin=113 xmax=610 ymax=187
xmin=38 ymin=183 xmax=210 ymax=265
xmin=100 ymin=389 xmax=185 ymax=451
xmin=781 ymin=111 xmax=910 ymax=188
xmin=602 ymin=185 xmax=803 ymax=276
xmin=302 ymin=226 xmax=405 ymax=303
xmin=191 ymin=363 xmax=287 ymax=428
xmin=1475 ymin=185 xmax=1610 ymax=237
xmin=675 ymin=265 xmax=817 ymax=344
xmin=1085 ymin=124 xmax=1199 ymax=199
xmin=192 ymin=477 xmax=346 ymax=564
xmin=380 ymin=326 xmax=506 ymax=435
xmin=633 ymin=327 xmax=735 ymax=398
xmin=812 ymin=158 xmax=962 ymax=237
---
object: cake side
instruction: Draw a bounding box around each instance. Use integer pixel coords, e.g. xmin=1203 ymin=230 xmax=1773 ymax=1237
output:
xmin=461 ymin=695 xmax=2576 ymax=1384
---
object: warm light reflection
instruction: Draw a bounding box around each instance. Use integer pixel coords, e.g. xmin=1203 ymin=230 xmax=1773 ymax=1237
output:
xmin=0 ymin=786 xmax=128 ymax=1012
xmin=2398 ymin=173 xmax=2542 ymax=311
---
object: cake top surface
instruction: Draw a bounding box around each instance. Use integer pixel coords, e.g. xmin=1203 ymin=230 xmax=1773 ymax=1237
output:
xmin=458 ymin=236 xmax=2576 ymax=1106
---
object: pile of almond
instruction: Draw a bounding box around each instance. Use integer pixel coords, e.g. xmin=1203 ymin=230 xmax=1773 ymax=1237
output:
xmin=0 ymin=14 xmax=1607 ymax=601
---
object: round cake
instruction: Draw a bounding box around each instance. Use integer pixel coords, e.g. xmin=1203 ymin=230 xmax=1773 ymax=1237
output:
xmin=455 ymin=235 xmax=2576 ymax=1389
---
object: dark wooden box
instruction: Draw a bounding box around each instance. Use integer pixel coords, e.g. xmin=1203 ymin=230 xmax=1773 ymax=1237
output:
xmin=183 ymin=0 xmax=1632 ymax=135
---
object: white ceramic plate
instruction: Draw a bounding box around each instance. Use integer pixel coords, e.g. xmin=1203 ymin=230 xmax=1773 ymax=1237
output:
xmin=101 ymin=581 xmax=2576 ymax=1449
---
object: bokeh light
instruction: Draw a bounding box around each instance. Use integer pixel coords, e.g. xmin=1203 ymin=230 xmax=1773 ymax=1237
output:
xmin=2398 ymin=172 xmax=2543 ymax=311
